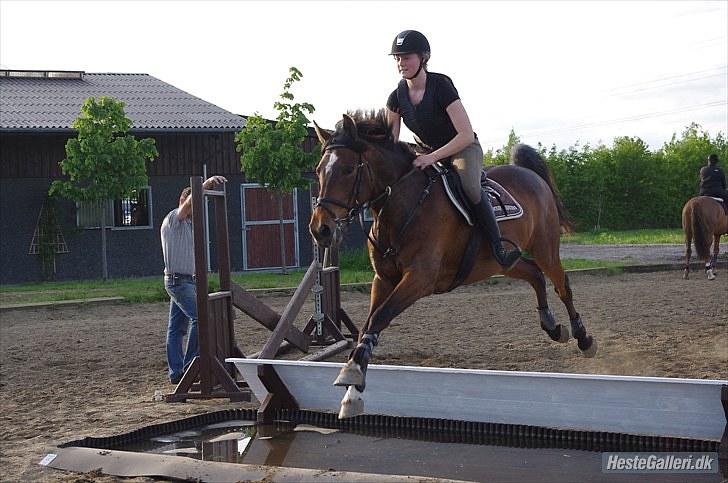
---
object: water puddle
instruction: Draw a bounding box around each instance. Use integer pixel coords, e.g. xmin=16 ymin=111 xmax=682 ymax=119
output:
xmin=115 ymin=421 xmax=721 ymax=482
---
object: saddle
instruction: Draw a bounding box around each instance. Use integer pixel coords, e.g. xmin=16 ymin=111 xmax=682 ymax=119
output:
xmin=431 ymin=161 xmax=524 ymax=226
xmin=707 ymin=196 xmax=728 ymax=216
xmin=428 ymin=161 xmax=524 ymax=292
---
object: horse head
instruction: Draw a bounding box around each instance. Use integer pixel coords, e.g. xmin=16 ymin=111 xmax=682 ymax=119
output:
xmin=309 ymin=111 xmax=412 ymax=247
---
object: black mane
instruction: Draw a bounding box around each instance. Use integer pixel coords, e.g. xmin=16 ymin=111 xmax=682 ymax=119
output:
xmin=333 ymin=109 xmax=415 ymax=161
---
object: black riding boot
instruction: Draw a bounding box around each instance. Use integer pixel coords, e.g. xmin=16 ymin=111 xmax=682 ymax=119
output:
xmin=473 ymin=195 xmax=521 ymax=269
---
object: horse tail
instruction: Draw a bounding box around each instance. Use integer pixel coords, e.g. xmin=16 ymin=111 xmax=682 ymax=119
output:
xmin=511 ymin=143 xmax=575 ymax=233
xmin=692 ymin=201 xmax=711 ymax=260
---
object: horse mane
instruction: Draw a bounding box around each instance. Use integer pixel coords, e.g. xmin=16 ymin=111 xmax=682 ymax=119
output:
xmin=334 ymin=109 xmax=416 ymax=163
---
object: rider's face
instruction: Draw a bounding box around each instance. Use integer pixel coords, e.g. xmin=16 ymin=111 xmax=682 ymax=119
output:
xmin=394 ymin=53 xmax=421 ymax=78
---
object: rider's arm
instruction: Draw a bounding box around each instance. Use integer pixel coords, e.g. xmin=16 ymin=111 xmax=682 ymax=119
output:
xmin=178 ymin=175 xmax=227 ymax=220
xmin=427 ymin=100 xmax=475 ymax=160
xmin=387 ymin=108 xmax=401 ymax=143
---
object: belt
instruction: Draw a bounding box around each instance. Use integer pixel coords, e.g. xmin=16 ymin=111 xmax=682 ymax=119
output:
xmin=164 ymin=272 xmax=195 ymax=280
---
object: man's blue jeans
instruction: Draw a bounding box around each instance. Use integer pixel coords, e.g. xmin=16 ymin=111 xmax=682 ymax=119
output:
xmin=164 ymin=274 xmax=199 ymax=383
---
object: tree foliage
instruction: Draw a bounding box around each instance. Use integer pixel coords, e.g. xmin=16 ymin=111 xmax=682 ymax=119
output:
xmin=50 ymin=96 xmax=157 ymax=202
xmin=487 ymin=124 xmax=726 ymax=231
xmin=235 ymin=67 xmax=319 ymax=193
xmin=49 ymin=96 xmax=157 ymax=279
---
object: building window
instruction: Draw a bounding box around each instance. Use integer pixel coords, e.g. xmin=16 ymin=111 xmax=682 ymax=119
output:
xmin=77 ymin=187 xmax=152 ymax=229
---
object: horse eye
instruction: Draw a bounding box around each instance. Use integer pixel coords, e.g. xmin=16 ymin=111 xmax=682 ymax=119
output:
xmin=341 ymin=164 xmax=355 ymax=175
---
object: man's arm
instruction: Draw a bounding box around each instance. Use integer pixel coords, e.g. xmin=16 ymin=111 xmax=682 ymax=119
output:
xmin=178 ymin=175 xmax=228 ymax=220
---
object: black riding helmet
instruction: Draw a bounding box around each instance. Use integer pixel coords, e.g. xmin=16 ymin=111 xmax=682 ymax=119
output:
xmin=390 ymin=30 xmax=430 ymax=80
xmin=390 ymin=30 xmax=430 ymax=56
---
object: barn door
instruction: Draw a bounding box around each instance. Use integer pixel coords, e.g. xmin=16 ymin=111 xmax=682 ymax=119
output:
xmin=241 ymin=184 xmax=299 ymax=270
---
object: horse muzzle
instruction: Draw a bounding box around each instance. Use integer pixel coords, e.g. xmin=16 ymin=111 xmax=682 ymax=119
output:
xmin=309 ymin=212 xmax=340 ymax=248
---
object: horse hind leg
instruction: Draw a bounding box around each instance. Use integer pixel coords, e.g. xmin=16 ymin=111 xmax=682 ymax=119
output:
xmin=542 ymin=263 xmax=598 ymax=358
xmin=683 ymin=226 xmax=692 ymax=280
xmin=506 ymin=258 xmax=569 ymax=343
xmin=706 ymin=234 xmax=720 ymax=280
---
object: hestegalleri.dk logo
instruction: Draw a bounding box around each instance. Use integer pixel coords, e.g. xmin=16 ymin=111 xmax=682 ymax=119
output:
xmin=602 ymin=452 xmax=718 ymax=473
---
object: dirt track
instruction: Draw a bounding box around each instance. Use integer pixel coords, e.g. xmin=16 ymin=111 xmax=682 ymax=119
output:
xmin=0 ymin=269 xmax=726 ymax=482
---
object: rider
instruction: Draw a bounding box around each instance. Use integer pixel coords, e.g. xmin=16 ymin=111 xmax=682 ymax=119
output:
xmin=385 ymin=30 xmax=521 ymax=269
xmin=699 ymin=154 xmax=728 ymax=209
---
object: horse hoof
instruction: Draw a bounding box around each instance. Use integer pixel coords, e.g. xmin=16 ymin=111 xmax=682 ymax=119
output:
xmin=555 ymin=325 xmax=570 ymax=343
xmin=683 ymin=271 xmax=689 ymax=280
xmin=707 ymin=269 xmax=716 ymax=280
xmin=333 ymin=360 xmax=364 ymax=387
xmin=580 ymin=338 xmax=598 ymax=358
xmin=338 ymin=386 xmax=364 ymax=419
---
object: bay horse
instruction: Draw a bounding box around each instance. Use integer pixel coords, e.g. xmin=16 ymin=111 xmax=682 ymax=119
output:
xmin=309 ymin=111 xmax=597 ymax=418
xmin=682 ymin=196 xmax=728 ymax=280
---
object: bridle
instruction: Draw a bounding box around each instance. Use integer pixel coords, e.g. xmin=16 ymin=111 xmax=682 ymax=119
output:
xmin=314 ymin=135 xmax=433 ymax=259
xmin=313 ymin=139 xmax=390 ymax=230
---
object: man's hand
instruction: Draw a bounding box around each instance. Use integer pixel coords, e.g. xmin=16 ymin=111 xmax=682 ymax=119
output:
xmin=202 ymin=175 xmax=227 ymax=189
xmin=412 ymin=153 xmax=438 ymax=170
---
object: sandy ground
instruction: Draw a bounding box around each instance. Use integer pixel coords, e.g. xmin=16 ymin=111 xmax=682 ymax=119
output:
xmin=1 ymin=268 xmax=727 ymax=482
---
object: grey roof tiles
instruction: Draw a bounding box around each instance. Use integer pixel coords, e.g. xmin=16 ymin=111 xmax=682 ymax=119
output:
xmin=0 ymin=72 xmax=246 ymax=131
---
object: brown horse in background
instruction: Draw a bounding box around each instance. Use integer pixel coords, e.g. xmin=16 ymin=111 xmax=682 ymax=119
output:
xmin=682 ymin=196 xmax=728 ymax=280
xmin=309 ymin=111 xmax=597 ymax=418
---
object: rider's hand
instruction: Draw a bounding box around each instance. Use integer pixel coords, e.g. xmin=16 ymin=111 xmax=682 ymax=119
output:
xmin=413 ymin=153 xmax=437 ymax=170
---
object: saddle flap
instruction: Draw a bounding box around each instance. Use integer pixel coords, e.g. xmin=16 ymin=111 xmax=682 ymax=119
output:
xmin=432 ymin=162 xmax=524 ymax=226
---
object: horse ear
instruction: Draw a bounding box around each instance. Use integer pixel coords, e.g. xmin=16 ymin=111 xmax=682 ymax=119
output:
xmin=312 ymin=120 xmax=331 ymax=145
xmin=342 ymin=114 xmax=358 ymax=139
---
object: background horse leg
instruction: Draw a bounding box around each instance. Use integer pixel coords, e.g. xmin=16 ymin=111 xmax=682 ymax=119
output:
xmin=539 ymin=262 xmax=598 ymax=357
xmin=684 ymin=226 xmax=693 ymax=280
xmin=707 ymin=234 xmax=720 ymax=280
xmin=505 ymin=259 xmax=569 ymax=343
xmin=336 ymin=270 xmax=434 ymax=418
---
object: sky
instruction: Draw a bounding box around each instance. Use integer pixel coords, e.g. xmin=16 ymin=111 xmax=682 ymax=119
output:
xmin=1 ymin=0 xmax=726 ymax=152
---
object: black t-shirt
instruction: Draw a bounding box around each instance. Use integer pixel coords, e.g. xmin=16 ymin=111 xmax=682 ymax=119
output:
xmin=699 ymin=164 xmax=727 ymax=196
xmin=386 ymin=72 xmax=463 ymax=151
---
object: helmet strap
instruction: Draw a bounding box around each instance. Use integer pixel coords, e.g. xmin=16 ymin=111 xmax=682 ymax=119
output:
xmin=406 ymin=61 xmax=424 ymax=80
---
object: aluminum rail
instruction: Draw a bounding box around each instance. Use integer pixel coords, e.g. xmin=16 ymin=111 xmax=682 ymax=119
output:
xmin=228 ymin=358 xmax=727 ymax=442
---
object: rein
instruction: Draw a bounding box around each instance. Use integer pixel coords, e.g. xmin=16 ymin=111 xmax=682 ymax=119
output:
xmin=314 ymin=139 xmax=442 ymax=259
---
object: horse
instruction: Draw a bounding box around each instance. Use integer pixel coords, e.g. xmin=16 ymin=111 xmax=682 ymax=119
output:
xmin=309 ymin=111 xmax=597 ymax=419
xmin=681 ymin=196 xmax=728 ymax=280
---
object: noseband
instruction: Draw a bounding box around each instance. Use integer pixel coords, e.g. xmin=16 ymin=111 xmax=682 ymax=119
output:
xmin=314 ymin=141 xmax=390 ymax=228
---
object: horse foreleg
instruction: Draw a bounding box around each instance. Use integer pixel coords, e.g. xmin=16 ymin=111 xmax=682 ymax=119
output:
xmin=505 ymin=259 xmax=569 ymax=343
xmin=335 ymin=271 xmax=433 ymax=418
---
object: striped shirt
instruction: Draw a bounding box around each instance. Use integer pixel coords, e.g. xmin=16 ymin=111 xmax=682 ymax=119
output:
xmin=160 ymin=208 xmax=194 ymax=276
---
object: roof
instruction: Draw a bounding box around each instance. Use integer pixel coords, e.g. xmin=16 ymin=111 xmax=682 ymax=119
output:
xmin=0 ymin=71 xmax=246 ymax=132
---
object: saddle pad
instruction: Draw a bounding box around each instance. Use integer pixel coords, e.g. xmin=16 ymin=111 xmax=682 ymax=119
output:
xmin=433 ymin=162 xmax=524 ymax=226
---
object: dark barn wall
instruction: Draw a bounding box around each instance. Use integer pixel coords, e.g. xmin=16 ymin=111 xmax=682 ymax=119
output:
xmin=0 ymin=130 xmax=323 ymax=284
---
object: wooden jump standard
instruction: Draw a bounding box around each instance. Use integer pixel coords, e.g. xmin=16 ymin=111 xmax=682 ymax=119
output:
xmin=165 ymin=177 xmax=355 ymax=403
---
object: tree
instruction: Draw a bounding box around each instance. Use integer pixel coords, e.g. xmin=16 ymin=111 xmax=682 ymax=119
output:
xmin=50 ymin=96 xmax=157 ymax=280
xmin=483 ymin=128 xmax=520 ymax=166
xmin=235 ymin=67 xmax=319 ymax=274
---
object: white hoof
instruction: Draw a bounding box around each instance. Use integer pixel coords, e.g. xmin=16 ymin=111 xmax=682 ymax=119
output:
xmin=333 ymin=360 xmax=364 ymax=387
xmin=582 ymin=338 xmax=598 ymax=358
xmin=707 ymin=269 xmax=716 ymax=280
xmin=338 ymin=386 xmax=364 ymax=419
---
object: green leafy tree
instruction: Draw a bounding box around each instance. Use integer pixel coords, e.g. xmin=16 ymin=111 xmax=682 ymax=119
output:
xmin=483 ymin=128 xmax=520 ymax=166
xmin=235 ymin=67 xmax=319 ymax=274
xmin=660 ymin=123 xmax=727 ymax=225
xmin=50 ymin=96 xmax=157 ymax=280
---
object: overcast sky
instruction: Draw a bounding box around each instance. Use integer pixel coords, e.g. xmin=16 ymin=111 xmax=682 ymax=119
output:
xmin=1 ymin=0 xmax=726 ymax=152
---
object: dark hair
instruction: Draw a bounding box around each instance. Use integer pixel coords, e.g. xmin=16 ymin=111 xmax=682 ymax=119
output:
xmin=708 ymin=153 xmax=719 ymax=164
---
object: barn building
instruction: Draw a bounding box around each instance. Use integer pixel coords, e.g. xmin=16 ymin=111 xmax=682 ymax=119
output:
xmin=0 ymin=69 xmax=359 ymax=284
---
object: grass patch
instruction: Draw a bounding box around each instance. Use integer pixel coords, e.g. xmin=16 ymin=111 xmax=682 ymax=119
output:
xmin=561 ymin=228 xmax=683 ymax=244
